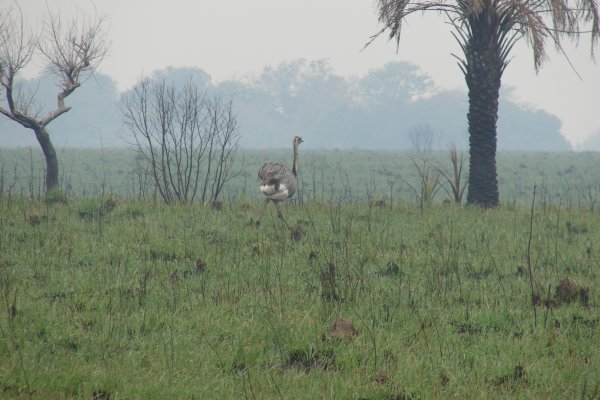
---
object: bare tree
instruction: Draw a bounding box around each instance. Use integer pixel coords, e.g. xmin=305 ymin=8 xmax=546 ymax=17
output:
xmin=203 ymin=97 xmax=241 ymax=204
xmin=0 ymin=7 xmax=109 ymax=194
xmin=120 ymin=77 xmax=241 ymax=204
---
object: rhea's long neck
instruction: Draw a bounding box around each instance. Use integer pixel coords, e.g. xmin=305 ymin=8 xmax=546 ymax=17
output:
xmin=292 ymin=142 xmax=299 ymax=177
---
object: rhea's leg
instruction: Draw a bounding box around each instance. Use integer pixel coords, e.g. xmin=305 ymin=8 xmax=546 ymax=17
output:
xmin=255 ymin=198 xmax=269 ymax=226
xmin=274 ymin=201 xmax=291 ymax=229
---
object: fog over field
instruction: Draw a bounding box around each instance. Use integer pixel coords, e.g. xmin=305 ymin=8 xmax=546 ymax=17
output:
xmin=13 ymin=0 xmax=600 ymax=149
xmin=0 ymin=61 xmax=585 ymax=152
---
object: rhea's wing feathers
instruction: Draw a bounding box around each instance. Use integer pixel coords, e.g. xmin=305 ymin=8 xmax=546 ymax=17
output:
xmin=258 ymin=161 xmax=297 ymax=199
xmin=258 ymin=162 xmax=291 ymax=183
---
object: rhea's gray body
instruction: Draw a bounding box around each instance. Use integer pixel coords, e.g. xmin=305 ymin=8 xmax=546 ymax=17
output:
xmin=258 ymin=162 xmax=298 ymax=201
xmin=257 ymin=136 xmax=303 ymax=226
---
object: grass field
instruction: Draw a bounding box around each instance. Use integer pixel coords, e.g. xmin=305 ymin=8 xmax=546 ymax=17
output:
xmin=1 ymin=193 xmax=599 ymax=399
xmin=2 ymin=147 xmax=600 ymax=206
xmin=1 ymin=148 xmax=600 ymax=398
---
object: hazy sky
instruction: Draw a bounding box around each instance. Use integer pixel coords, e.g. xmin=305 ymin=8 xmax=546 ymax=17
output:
xmin=17 ymin=0 xmax=600 ymax=146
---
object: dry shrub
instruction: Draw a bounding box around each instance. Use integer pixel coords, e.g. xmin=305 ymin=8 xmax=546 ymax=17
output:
xmin=238 ymin=202 xmax=252 ymax=211
xmin=195 ymin=259 xmax=207 ymax=272
xmin=285 ymin=347 xmax=335 ymax=371
xmin=211 ymin=200 xmax=223 ymax=211
xmin=374 ymin=370 xmax=390 ymax=384
xmin=375 ymin=199 xmax=386 ymax=209
xmin=320 ymin=262 xmax=338 ymax=302
xmin=290 ymin=225 xmax=304 ymax=241
xmin=27 ymin=212 xmax=44 ymax=226
xmin=183 ymin=259 xmax=207 ymax=279
xmin=248 ymin=218 xmax=261 ymax=227
xmin=489 ymin=364 xmax=528 ymax=387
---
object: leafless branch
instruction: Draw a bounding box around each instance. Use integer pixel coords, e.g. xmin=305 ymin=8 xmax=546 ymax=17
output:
xmin=37 ymin=9 xmax=109 ymax=126
xmin=0 ymin=6 xmax=36 ymax=118
xmin=120 ymin=77 xmax=241 ymax=204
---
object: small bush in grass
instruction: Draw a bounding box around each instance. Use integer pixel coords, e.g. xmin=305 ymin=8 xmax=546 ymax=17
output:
xmin=46 ymin=188 xmax=67 ymax=205
xmin=27 ymin=211 xmax=45 ymax=226
xmin=77 ymin=196 xmax=117 ymax=219
xmin=285 ymin=346 xmax=335 ymax=371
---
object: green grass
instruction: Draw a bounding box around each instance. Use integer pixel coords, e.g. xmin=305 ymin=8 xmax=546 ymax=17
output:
xmin=2 ymin=148 xmax=600 ymax=206
xmin=1 ymin=195 xmax=599 ymax=399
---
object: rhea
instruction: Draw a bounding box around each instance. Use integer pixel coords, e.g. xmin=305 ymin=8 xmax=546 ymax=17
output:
xmin=257 ymin=136 xmax=303 ymax=227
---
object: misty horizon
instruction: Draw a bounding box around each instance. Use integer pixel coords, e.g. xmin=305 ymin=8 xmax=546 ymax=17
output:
xmin=2 ymin=60 xmax=599 ymax=152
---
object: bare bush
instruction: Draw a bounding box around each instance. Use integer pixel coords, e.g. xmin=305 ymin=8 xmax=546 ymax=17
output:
xmin=405 ymin=124 xmax=443 ymax=208
xmin=406 ymin=158 xmax=442 ymax=209
xmin=438 ymin=145 xmax=468 ymax=204
xmin=120 ymin=77 xmax=241 ymax=204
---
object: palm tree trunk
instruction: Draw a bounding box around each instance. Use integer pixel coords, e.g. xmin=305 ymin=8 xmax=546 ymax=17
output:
xmin=465 ymin=10 xmax=502 ymax=208
xmin=466 ymin=74 xmax=500 ymax=207
xmin=33 ymin=126 xmax=60 ymax=192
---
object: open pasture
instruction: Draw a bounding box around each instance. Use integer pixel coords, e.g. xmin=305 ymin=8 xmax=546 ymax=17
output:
xmin=2 ymin=148 xmax=600 ymax=207
xmin=1 ymin=148 xmax=600 ymax=398
xmin=1 ymin=190 xmax=600 ymax=398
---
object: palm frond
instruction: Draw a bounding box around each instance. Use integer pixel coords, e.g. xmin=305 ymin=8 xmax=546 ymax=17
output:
xmin=371 ymin=0 xmax=599 ymax=70
xmin=576 ymin=0 xmax=600 ymax=54
xmin=368 ymin=0 xmax=463 ymax=50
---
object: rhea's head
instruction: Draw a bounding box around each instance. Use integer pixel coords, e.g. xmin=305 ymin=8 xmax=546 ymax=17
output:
xmin=293 ymin=136 xmax=304 ymax=147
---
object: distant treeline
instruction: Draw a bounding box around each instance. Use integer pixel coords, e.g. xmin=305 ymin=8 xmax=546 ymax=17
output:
xmin=0 ymin=59 xmax=588 ymax=151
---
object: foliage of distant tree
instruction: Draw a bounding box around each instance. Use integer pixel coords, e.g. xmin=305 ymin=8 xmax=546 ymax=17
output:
xmin=578 ymin=131 xmax=600 ymax=151
xmin=220 ymin=60 xmax=570 ymax=151
xmin=0 ymin=60 xmax=571 ymax=153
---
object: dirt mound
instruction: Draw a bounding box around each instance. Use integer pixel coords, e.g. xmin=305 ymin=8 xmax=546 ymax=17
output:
xmin=555 ymin=277 xmax=589 ymax=307
xmin=330 ymin=318 xmax=358 ymax=341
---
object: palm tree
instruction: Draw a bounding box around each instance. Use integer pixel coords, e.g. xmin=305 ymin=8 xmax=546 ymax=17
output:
xmin=368 ymin=0 xmax=599 ymax=207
